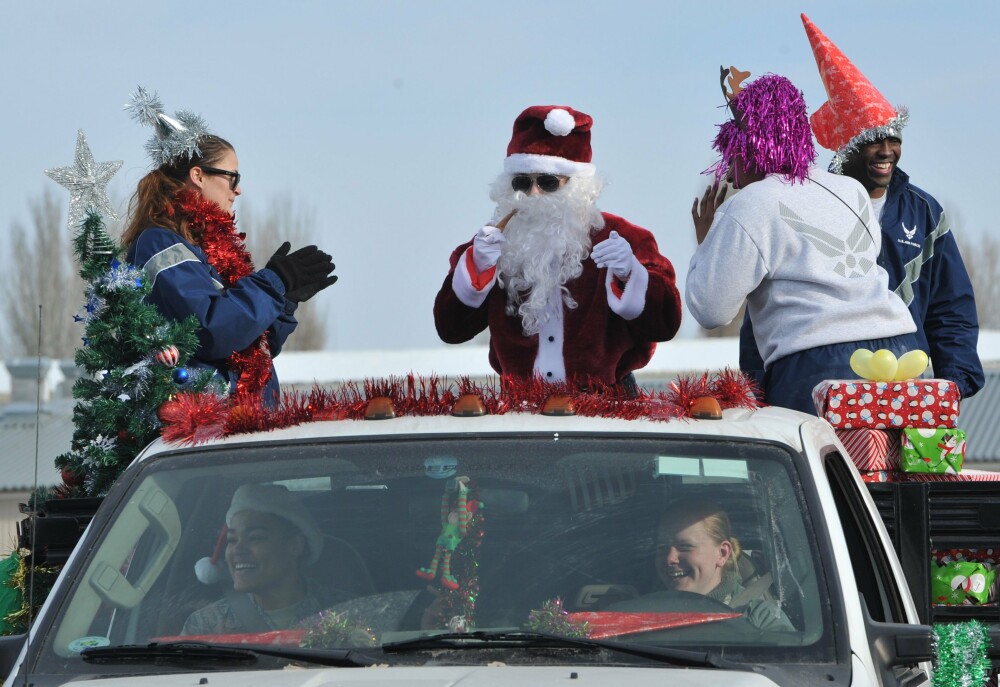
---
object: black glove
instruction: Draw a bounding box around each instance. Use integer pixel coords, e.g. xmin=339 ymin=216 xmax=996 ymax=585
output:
xmin=265 ymin=241 xmax=336 ymax=298
xmin=285 ymin=273 xmax=338 ymax=303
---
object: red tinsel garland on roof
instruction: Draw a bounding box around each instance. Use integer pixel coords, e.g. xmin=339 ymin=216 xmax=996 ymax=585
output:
xmin=159 ymin=370 xmax=761 ymax=446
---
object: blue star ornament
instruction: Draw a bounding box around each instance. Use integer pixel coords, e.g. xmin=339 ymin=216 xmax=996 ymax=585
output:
xmin=45 ymin=129 xmax=123 ymax=230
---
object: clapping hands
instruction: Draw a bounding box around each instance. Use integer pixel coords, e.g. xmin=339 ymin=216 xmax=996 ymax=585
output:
xmin=265 ymin=241 xmax=338 ymax=303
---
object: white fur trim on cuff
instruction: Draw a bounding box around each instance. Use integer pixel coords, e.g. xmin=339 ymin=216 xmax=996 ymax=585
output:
xmin=505 ymin=154 xmax=596 ymax=177
xmin=453 ymin=247 xmax=495 ymax=308
xmin=606 ymin=257 xmax=648 ymax=320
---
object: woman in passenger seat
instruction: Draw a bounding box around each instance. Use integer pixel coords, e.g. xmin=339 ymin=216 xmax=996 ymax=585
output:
xmin=182 ymin=484 xmax=347 ymax=635
xmin=654 ymin=498 xmax=794 ymax=632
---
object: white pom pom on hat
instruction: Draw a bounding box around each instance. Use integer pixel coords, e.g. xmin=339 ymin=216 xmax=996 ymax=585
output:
xmin=194 ymin=525 xmax=229 ymax=584
xmin=544 ymin=108 xmax=576 ymax=137
xmin=195 ymin=555 xmax=223 ymax=585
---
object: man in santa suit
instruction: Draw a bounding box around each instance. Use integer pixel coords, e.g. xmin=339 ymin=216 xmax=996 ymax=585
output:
xmin=434 ymin=105 xmax=682 ymax=389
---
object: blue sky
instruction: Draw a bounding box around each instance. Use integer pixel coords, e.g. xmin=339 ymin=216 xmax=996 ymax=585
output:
xmin=1 ymin=1 xmax=994 ymax=352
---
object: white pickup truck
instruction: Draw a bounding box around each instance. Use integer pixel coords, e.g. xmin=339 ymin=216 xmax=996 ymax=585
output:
xmin=0 ymin=392 xmax=964 ymax=686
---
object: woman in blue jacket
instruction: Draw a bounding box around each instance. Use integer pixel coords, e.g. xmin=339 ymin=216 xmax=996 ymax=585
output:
xmin=122 ymin=91 xmax=336 ymax=404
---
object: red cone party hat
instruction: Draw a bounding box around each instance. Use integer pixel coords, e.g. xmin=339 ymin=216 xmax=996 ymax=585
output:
xmin=801 ymin=14 xmax=907 ymax=173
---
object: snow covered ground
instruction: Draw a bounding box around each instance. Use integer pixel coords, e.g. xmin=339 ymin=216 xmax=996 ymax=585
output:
xmin=274 ymin=330 xmax=1000 ymax=387
xmin=3 ymin=331 xmax=998 ymax=396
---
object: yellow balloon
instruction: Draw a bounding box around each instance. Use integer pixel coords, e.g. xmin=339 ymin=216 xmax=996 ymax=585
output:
xmin=894 ymin=350 xmax=929 ymax=380
xmin=850 ymin=348 xmax=874 ymax=379
xmin=868 ymin=349 xmax=898 ymax=382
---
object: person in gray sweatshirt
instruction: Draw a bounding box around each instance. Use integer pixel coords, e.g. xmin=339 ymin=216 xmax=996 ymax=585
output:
xmin=686 ymin=72 xmax=917 ymax=414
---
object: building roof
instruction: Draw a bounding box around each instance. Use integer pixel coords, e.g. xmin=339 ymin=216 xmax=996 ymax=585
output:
xmin=0 ymin=401 xmax=72 ymax=491
xmin=270 ymin=333 xmax=1000 ymax=386
xmin=956 ymin=369 xmax=1000 ymax=462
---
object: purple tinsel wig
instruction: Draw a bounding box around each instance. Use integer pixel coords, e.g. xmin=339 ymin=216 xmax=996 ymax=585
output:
xmin=708 ymin=74 xmax=816 ymax=184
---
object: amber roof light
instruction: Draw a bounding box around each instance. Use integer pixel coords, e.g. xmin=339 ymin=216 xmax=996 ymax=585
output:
xmin=541 ymin=394 xmax=576 ymax=416
xmin=689 ymin=397 xmax=723 ymax=420
xmin=452 ymin=393 xmax=487 ymax=417
xmin=364 ymin=397 xmax=397 ymax=420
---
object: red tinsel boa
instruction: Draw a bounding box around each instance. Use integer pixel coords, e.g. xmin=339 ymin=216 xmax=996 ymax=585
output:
xmin=172 ymin=189 xmax=272 ymax=398
xmin=159 ymin=370 xmax=761 ymax=445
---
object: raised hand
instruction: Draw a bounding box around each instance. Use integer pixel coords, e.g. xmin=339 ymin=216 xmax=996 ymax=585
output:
xmin=265 ymin=241 xmax=337 ymax=299
xmin=692 ymin=182 xmax=728 ymax=245
xmin=472 ymin=221 xmax=508 ymax=273
xmin=591 ymin=230 xmax=634 ymax=279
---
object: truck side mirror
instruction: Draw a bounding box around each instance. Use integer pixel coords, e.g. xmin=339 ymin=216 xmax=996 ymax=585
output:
xmin=868 ymin=623 xmax=936 ymax=665
xmin=862 ymin=602 xmax=935 ymax=666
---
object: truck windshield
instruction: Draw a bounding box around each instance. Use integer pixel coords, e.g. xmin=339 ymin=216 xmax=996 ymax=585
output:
xmin=35 ymin=435 xmax=834 ymax=673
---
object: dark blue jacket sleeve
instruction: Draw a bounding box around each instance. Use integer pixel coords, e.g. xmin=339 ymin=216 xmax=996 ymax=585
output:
xmin=268 ymin=300 xmax=299 ymax=356
xmin=130 ymin=228 xmax=294 ymax=362
xmin=922 ymin=225 xmax=984 ymax=398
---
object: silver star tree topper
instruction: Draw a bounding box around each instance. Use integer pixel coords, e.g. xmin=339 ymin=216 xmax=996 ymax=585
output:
xmin=45 ymin=129 xmax=123 ymax=230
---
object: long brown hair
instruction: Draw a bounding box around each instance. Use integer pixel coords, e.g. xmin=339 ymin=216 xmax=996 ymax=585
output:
xmin=121 ymin=135 xmax=235 ymax=248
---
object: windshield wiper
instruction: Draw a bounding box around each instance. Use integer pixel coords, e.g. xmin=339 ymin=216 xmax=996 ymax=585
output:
xmin=381 ymin=630 xmax=744 ymax=669
xmin=81 ymin=641 xmax=375 ymax=668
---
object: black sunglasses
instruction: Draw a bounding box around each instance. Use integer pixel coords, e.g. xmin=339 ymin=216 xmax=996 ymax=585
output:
xmin=511 ymin=174 xmax=564 ymax=194
xmin=200 ymin=165 xmax=241 ymax=191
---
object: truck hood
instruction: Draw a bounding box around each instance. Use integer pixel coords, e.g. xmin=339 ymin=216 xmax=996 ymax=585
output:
xmin=46 ymin=665 xmax=782 ymax=686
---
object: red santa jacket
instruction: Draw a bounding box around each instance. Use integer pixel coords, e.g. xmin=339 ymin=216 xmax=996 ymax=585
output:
xmin=433 ymin=212 xmax=682 ymax=384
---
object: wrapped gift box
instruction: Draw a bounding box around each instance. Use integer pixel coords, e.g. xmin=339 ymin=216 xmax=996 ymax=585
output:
xmin=836 ymin=428 xmax=901 ymax=471
xmin=858 ymin=470 xmax=896 ymax=483
xmin=932 ymin=559 xmax=996 ymax=605
xmin=902 ymin=469 xmax=1000 ymax=483
xmin=900 ymin=428 xmax=966 ymax=474
xmin=812 ymin=379 xmax=960 ymax=429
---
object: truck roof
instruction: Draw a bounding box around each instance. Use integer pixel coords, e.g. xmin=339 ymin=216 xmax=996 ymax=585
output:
xmin=138 ymin=403 xmax=826 ymax=460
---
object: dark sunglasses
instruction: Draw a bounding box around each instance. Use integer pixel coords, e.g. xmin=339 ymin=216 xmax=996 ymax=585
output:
xmin=200 ymin=165 xmax=241 ymax=191
xmin=511 ymin=174 xmax=564 ymax=194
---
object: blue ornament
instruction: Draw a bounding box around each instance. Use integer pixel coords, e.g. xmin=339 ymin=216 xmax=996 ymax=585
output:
xmin=173 ymin=368 xmax=190 ymax=384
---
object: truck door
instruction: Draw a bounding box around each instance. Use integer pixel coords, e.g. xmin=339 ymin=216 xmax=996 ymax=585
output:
xmin=824 ymin=451 xmax=931 ymax=687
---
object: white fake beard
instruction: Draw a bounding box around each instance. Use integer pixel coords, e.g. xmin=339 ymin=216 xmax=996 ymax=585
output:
xmin=489 ymin=174 xmax=606 ymax=336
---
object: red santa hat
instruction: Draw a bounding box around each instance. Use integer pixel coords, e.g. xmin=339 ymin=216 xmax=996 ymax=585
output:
xmin=801 ymin=14 xmax=908 ymax=173
xmin=504 ymin=105 xmax=596 ymax=177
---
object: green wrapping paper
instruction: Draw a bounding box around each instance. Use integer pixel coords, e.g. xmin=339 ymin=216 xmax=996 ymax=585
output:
xmin=901 ymin=428 xmax=966 ymax=474
xmin=932 ymin=560 xmax=995 ymax=605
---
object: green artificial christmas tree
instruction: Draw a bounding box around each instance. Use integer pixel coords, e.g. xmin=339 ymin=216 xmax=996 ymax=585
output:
xmin=55 ymin=210 xmax=215 ymax=496
xmin=0 ymin=131 xmax=224 ymax=637
xmin=46 ymin=130 xmax=217 ymax=497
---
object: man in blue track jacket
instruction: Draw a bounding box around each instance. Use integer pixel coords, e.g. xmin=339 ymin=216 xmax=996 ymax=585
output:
xmin=738 ymin=15 xmax=984 ymax=400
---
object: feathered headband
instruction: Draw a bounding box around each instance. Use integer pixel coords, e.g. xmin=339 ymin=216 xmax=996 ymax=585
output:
xmin=125 ymin=86 xmax=211 ymax=168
